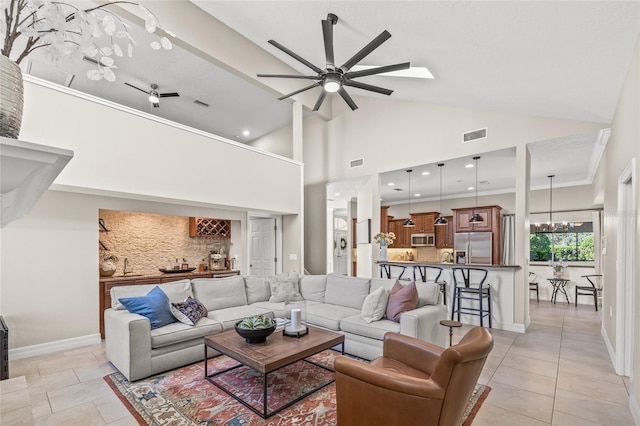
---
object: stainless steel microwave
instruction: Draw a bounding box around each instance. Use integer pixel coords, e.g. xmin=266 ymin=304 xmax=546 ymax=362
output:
xmin=411 ymin=233 xmax=435 ymax=247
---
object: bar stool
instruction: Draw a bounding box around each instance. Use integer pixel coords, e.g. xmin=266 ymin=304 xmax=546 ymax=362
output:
xmin=450 ymin=267 xmax=492 ymax=328
xmin=413 ymin=265 xmax=448 ymax=305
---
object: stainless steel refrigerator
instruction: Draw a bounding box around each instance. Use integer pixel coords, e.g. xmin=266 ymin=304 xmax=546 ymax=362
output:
xmin=453 ymin=232 xmax=492 ymax=265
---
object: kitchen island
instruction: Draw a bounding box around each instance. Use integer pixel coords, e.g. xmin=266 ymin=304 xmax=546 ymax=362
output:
xmin=99 ymin=269 xmax=239 ymax=338
xmin=376 ymin=261 xmax=523 ymax=333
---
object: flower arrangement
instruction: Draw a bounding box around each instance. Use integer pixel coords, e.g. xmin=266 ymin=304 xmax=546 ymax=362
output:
xmin=1 ymin=0 xmax=172 ymax=81
xmin=550 ymin=259 xmax=567 ymax=277
xmin=373 ymin=232 xmax=396 ymax=246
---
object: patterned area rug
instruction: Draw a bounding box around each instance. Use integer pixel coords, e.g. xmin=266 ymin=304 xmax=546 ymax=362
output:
xmin=105 ymin=350 xmax=490 ymax=425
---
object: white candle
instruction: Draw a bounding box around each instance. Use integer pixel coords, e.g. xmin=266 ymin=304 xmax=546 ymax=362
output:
xmin=291 ymin=308 xmax=301 ymax=330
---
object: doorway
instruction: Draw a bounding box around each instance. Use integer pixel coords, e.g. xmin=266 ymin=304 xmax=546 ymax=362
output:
xmin=249 ymin=217 xmax=277 ymax=277
xmin=616 ymin=159 xmax=635 ymax=376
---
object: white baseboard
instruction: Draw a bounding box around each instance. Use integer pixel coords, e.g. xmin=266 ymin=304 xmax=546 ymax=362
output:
xmin=9 ymin=334 xmax=102 ymax=361
xmin=630 ymin=386 xmax=640 ymax=426
xmin=601 ymin=324 xmax=621 ymax=374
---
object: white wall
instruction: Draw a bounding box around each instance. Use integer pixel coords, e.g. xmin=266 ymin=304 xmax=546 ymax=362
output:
xmin=0 ymin=79 xmax=304 ymax=353
xmin=249 ymin=124 xmax=294 ymax=158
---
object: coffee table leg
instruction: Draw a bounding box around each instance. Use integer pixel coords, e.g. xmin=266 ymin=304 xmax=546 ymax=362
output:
xmin=263 ymin=372 xmax=268 ymax=418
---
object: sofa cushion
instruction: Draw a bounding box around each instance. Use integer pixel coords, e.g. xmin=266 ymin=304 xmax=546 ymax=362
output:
xmin=370 ymin=278 xmax=399 ymax=294
xmin=306 ymin=301 xmax=360 ymax=331
xmin=324 ymin=274 xmax=370 ymax=310
xmin=150 ymin=317 xmax=222 ymax=349
xmin=386 ymin=281 xmax=419 ymax=322
xmin=416 ymin=282 xmax=440 ymax=307
xmin=250 ymin=301 xmax=286 ymax=318
xmin=207 ymin=305 xmax=273 ymax=331
xmin=244 ymin=276 xmax=271 ymax=304
xmin=170 ymin=297 xmax=208 ymax=326
xmin=299 ymin=275 xmax=327 ymax=302
xmin=340 ymin=314 xmax=401 ymax=340
xmin=111 ymin=279 xmax=192 ymax=310
xmin=361 ymin=286 xmax=389 ymax=323
xmin=118 ymin=286 xmax=177 ymax=330
xmin=268 ymin=272 xmax=303 ymax=303
xmin=192 ymin=276 xmax=248 ymax=311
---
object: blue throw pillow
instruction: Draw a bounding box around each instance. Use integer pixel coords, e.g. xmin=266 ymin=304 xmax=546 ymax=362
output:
xmin=118 ymin=286 xmax=176 ymax=329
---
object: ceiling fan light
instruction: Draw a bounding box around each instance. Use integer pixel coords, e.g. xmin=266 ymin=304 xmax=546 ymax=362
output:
xmin=470 ymin=213 xmax=484 ymax=223
xmin=324 ymin=80 xmax=340 ymax=93
xmin=403 ymin=218 xmax=415 ymax=227
xmin=149 ymin=93 xmax=159 ymax=103
xmin=434 ymin=215 xmax=448 ymax=225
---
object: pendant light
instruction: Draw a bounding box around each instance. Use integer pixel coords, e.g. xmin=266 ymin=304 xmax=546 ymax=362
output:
xmin=549 ymin=174 xmax=555 ymax=262
xmin=403 ymin=169 xmax=415 ymax=227
xmin=434 ymin=163 xmax=448 ymax=225
xmin=469 ymin=156 xmax=484 ymax=223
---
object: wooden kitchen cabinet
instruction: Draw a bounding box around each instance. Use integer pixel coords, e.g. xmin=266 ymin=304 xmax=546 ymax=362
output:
xmin=453 ymin=206 xmax=500 ymax=233
xmin=410 ymin=212 xmax=438 ymax=234
xmin=435 ymin=215 xmax=454 ymax=248
xmin=380 ymin=206 xmax=389 ymax=234
xmin=189 ymin=217 xmax=231 ymax=238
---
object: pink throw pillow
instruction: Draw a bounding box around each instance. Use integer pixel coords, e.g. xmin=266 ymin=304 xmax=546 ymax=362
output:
xmin=386 ymin=281 xmax=419 ymax=322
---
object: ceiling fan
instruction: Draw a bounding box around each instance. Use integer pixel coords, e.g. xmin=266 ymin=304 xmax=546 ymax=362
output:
xmin=257 ymin=13 xmax=410 ymax=111
xmin=124 ymin=82 xmax=179 ymax=108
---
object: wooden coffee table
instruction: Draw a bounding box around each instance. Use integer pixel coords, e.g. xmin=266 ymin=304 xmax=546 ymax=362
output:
xmin=204 ymin=325 xmax=345 ymax=418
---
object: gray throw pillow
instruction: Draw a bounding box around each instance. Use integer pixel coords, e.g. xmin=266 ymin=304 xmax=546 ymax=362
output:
xmin=268 ymin=272 xmax=303 ymax=303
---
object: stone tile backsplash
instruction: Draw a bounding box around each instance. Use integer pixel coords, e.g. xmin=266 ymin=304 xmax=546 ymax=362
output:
xmin=99 ymin=210 xmax=228 ymax=275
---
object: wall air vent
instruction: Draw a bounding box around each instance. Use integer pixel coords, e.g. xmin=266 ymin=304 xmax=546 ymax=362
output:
xmin=193 ymin=100 xmax=209 ymax=107
xmin=393 ymin=188 xmax=404 ymax=191
xmin=462 ymin=128 xmax=487 ymax=143
xmin=350 ymin=158 xmax=364 ymax=168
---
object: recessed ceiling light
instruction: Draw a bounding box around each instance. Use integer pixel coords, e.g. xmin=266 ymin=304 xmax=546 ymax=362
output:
xmin=387 ymin=182 xmax=395 ymax=186
xmin=421 ymin=171 xmax=430 ymax=176
xmin=465 ymin=164 xmax=474 ymax=168
xmin=468 ymin=186 xmax=475 ymax=190
xmin=414 ymin=193 xmax=421 ymax=197
xmin=335 ymin=193 xmax=340 ymax=196
xmin=242 ymin=130 xmax=250 ymax=137
xmin=351 ymin=65 xmax=434 ymax=79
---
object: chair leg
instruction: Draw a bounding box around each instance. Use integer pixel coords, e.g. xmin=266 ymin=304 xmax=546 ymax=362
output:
xmin=478 ymin=290 xmax=484 ymax=328
xmin=536 ymin=285 xmax=539 ymax=303
xmin=593 ymin=290 xmax=598 ymax=312
xmin=487 ymin=288 xmax=492 ymax=328
xmin=450 ymin=287 xmax=456 ymax=320
xmin=575 ymin=288 xmax=578 ymax=308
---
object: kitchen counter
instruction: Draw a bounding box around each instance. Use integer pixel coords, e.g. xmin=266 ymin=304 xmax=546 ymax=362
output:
xmin=99 ymin=269 xmax=239 ymax=283
xmin=376 ymin=260 xmax=524 ymax=333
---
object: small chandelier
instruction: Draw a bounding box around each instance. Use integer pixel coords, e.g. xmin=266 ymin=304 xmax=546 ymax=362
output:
xmin=469 ymin=156 xmax=484 ymax=223
xmin=403 ymin=170 xmax=415 ymax=227
xmin=434 ymin=163 xmax=447 ymax=225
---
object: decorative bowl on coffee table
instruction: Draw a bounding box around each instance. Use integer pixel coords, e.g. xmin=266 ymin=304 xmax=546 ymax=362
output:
xmin=234 ymin=317 xmax=277 ymax=343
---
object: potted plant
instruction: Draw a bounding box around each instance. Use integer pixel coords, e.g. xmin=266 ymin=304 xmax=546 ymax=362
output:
xmin=550 ymin=260 xmax=567 ymax=278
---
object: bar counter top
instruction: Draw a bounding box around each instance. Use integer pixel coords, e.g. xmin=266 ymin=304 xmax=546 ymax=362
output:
xmin=375 ymin=260 xmax=520 ymax=269
xmin=99 ymin=269 xmax=239 ymax=283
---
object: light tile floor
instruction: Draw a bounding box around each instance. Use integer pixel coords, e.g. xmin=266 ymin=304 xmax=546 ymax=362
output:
xmin=1 ymin=301 xmax=633 ymax=425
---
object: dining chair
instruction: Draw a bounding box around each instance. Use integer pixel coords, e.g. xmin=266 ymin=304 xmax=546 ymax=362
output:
xmin=575 ymin=274 xmax=602 ymax=311
xmin=529 ymin=272 xmax=539 ymax=303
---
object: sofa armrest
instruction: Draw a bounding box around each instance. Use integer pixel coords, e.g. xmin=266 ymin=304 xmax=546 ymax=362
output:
xmin=104 ymin=308 xmax=152 ymax=381
xmin=383 ymin=332 xmax=445 ymax=375
xmin=399 ymin=304 xmax=447 ymax=348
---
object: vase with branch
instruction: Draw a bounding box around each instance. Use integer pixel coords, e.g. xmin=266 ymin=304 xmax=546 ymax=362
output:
xmin=0 ymin=0 xmax=172 ymax=137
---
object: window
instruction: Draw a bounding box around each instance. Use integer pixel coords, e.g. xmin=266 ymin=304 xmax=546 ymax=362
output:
xmin=529 ymin=222 xmax=594 ymax=262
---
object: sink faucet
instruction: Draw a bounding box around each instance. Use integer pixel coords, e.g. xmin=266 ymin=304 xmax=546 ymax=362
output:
xmin=123 ymin=258 xmax=131 ymax=275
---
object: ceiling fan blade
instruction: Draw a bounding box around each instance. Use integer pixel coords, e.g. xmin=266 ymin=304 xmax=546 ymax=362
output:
xmin=345 ymin=62 xmax=411 ymax=79
xmin=312 ymin=90 xmax=327 ymax=111
xmin=338 ymin=87 xmax=358 ymax=111
xmin=344 ymin=80 xmax=393 ymax=96
xmin=159 ymin=92 xmax=180 ymax=98
xmin=268 ymin=40 xmax=324 ymax=74
xmin=277 ymin=82 xmax=320 ymax=100
xmin=257 ymin=74 xmax=319 ymax=80
xmin=340 ymin=30 xmax=392 ymax=72
xmin=125 ymin=82 xmax=150 ymax=94
xmin=322 ymin=18 xmax=335 ymax=67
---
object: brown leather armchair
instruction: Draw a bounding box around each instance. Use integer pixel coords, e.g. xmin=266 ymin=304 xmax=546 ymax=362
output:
xmin=335 ymin=327 xmax=493 ymax=426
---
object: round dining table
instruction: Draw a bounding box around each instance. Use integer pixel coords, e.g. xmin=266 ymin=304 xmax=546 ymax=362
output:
xmin=547 ymin=277 xmax=571 ymax=304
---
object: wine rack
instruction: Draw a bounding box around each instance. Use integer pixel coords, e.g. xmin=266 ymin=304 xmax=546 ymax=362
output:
xmin=189 ymin=217 xmax=231 ymax=238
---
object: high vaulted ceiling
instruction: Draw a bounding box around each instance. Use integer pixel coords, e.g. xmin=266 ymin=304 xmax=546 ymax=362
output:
xmin=20 ymin=1 xmax=640 ymax=199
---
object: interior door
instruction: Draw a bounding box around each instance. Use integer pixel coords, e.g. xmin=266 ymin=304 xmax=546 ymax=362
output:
xmin=249 ymin=218 xmax=276 ymax=277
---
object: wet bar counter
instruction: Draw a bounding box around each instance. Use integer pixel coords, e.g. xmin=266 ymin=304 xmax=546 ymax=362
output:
xmin=99 ymin=270 xmax=240 ymax=338
xmin=376 ymin=261 xmax=524 ymax=333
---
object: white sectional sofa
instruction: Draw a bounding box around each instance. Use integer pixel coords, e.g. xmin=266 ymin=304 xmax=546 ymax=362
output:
xmin=104 ymin=273 xmax=447 ymax=381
